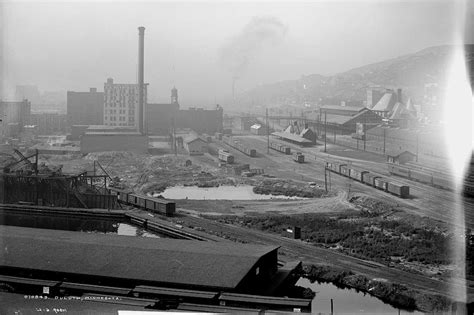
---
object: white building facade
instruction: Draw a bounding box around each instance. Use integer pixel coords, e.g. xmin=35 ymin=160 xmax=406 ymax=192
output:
xmin=103 ymin=78 xmax=147 ymax=128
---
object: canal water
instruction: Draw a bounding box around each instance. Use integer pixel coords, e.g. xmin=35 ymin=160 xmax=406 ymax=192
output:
xmin=297 ymin=278 xmax=425 ymax=315
xmin=0 ymin=213 xmax=161 ymax=238
xmin=159 ymin=185 xmax=305 ymax=200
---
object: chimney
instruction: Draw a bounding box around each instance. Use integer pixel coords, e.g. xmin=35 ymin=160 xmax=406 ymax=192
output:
xmin=138 ymin=26 xmax=145 ymax=134
xmin=397 ymin=88 xmax=402 ymax=103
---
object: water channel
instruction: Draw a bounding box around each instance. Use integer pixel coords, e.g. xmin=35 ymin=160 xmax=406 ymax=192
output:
xmin=297 ymin=278 xmax=425 ymax=315
xmin=158 ymin=185 xmax=305 ymax=200
xmin=0 ymin=213 xmax=161 ymax=238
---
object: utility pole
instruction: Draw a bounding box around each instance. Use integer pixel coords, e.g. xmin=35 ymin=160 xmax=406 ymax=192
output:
xmin=363 ymin=116 xmax=367 ymax=151
xmin=324 ymin=112 xmax=327 ymax=152
xmin=383 ymin=127 xmax=386 ymax=154
xmin=416 ymin=132 xmax=419 ymax=162
xmin=266 ymin=108 xmax=269 ymax=154
xmin=35 ymin=149 xmax=39 ymax=175
xmin=324 ymin=166 xmax=328 ymax=192
xmin=172 ymin=117 xmax=177 ymax=156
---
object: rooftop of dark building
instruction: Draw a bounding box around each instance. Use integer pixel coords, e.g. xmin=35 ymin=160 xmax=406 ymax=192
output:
xmin=0 ymin=226 xmax=279 ymax=291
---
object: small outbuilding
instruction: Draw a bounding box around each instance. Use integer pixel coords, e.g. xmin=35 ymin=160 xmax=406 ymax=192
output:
xmin=184 ymin=136 xmax=208 ymax=155
xmin=386 ymin=150 xmax=416 ymax=164
xmin=250 ymin=124 xmax=266 ymax=135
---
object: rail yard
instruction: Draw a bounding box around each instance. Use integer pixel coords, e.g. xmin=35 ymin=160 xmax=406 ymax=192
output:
xmin=10 ymin=128 xmax=470 ymax=313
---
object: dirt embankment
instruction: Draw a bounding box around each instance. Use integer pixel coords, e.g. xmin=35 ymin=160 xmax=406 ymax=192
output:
xmin=252 ymin=178 xmax=329 ymax=198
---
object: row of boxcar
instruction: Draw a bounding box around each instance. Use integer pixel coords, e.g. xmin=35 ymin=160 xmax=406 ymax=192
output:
xmin=293 ymin=152 xmax=305 ymax=163
xmin=218 ymin=149 xmax=234 ymax=164
xmin=223 ymin=136 xmax=257 ymax=157
xmin=387 ymin=163 xmax=453 ymax=190
xmin=269 ymin=142 xmax=291 ymax=155
xmin=326 ymin=162 xmax=410 ymax=198
xmin=108 ymin=187 xmax=176 ymax=216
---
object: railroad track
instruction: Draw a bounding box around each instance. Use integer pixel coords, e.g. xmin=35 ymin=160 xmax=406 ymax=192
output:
xmin=237 ymin=135 xmax=474 ymax=229
xmin=179 ymin=214 xmax=463 ymax=300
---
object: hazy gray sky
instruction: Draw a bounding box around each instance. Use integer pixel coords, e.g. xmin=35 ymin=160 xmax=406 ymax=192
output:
xmin=1 ymin=0 xmax=465 ymax=106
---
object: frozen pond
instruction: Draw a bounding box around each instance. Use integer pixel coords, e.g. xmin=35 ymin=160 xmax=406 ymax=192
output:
xmin=298 ymin=278 xmax=424 ymax=315
xmin=158 ymin=185 xmax=305 ymax=200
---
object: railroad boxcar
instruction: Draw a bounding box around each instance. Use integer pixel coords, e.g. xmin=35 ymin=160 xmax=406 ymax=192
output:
xmin=432 ymin=174 xmax=452 ymax=190
xmin=410 ymin=169 xmax=433 ymax=185
xmin=340 ymin=165 xmax=349 ymax=177
xmin=326 ymin=162 xmax=335 ymax=172
xmin=387 ymin=182 xmax=410 ymax=198
xmin=127 ymin=193 xmax=140 ymax=206
xmin=270 ymin=142 xmax=291 ymax=155
xmin=337 ymin=164 xmax=347 ymax=174
xmin=374 ymin=177 xmax=389 ymax=191
xmin=330 ymin=163 xmax=340 ymax=173
xmin=108 ymin=187 xmax=130 ymax=202
xmin=154 ymin=198 xmax=176 ymax=216
xmin=349 ymin=168 xmax=368 ymax=182
xmin=293 ymin=152 xmax=304 ymax=163
xmin=362 ymin=173 xmax=380 ymax=186
xmin=218 ymin=149 xmax=234 ymax=164
xmin=387 ymin=164 xmax=411 ymax=179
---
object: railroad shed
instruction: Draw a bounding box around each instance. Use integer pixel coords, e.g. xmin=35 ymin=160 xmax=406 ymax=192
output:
xmin=250 ymin=124 xmax=266 ymax=135
xmin=320 ymin=108 xmax=383 ymax=135
xmin=386 ymin=150 xmax=416 ymax=164
xmin=184 ymin=136 xmax=208 ymax=155
xmin=1 ymin=226 xmax=283 ymax=294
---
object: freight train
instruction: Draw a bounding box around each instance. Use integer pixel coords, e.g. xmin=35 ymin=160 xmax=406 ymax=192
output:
xmin=108 ymin=187 xmax=176 ymax=216
xmin=269 ymin=142 xmax=291 ymax=155
xmin=387 ymin=163 xmax=453 ymax=191
xmin=218 ymin=149 xmax=234 ymax=164
xmin=326 ymin=162 xmax=410 ymax=198
xmin=223 ymin=136 xmax=257 ymax=157
xmin=293 ymin=152 xmax=305 ymax=163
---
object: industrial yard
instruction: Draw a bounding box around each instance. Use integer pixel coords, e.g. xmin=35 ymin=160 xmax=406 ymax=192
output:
xmin=22 ymin=129 xmax=471 ymax=312
xmin=1 ymin=2 xmax=473 ymax=313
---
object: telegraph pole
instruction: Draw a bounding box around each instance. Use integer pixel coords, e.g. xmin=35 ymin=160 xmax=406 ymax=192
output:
xmin=383 ymin=127 xmax=386 ymax=154
xmin=172 ymin=117 xmax=177 ymax=156
xmin=324 ymin=166 xmax=328 ymax=192
xmin=324 ymin=112 xmax=327 ymax=153
xmin=416 ymin=132 xmax=419 ymax=162
xmin=266 ymin=108 xmax=269 ymax=154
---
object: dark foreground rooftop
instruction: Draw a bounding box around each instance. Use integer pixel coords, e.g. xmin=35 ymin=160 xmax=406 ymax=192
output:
xmin=0 ymin=226 xmax=278 ymax=291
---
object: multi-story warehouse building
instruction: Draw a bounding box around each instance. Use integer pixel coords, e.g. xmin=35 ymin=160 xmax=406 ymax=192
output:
xmin=0 ymin=100 xmax=31 ymax=137
xmin=67 ymin=88 xmax=104 ymax=126
xmin=30 ymin=111 xmax=67 ymax=135
xmin=146 ymin=87 xmax=223 ymax=135
xmin=103 ymin=78 xmax=147 ymax=128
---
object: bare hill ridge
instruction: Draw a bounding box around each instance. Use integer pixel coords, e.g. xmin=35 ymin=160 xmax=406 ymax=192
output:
xmin=236 ymin=45 xmax=472 ymax=108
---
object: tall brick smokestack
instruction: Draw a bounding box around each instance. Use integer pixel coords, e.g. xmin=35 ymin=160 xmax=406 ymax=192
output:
xmin=138 ymin=26 xmax=145 ymax=134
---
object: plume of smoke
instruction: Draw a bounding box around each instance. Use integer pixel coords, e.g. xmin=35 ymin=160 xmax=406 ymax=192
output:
xmin=220 ymin=16 xmax=288 ymax=97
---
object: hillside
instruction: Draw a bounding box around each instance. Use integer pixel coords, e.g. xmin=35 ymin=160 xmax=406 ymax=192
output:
xmin=235 ymin=45 xmax=465 ymax=108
